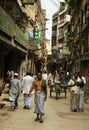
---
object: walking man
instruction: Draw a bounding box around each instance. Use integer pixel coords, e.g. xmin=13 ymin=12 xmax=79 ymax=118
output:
xmin=22 ymin=72 xmax=34 ymax=109
xmin=29 ymin=72 xmax=47 ymax=123
xmin=9 ymin=73 xmax=21 ymax=110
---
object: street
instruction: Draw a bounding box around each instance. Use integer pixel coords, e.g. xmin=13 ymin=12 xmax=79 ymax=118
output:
xmin=0 ymin=88 xmax=89 ymax=130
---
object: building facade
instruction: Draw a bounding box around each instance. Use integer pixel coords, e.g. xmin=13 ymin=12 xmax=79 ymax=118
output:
xmin=51 ymin=2 xmax=70 ymax=72
xmin=0 ymin=0 xmax=46 ymax=87
xmin=66 ymin=0 xmax=89 ymax=76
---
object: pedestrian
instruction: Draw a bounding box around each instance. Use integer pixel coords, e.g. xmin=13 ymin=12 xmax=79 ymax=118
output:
xmin=29 ymin=72 xmax=47 ymax=123
xmin=54 ymin=69 xmax=61 ymax=97
xmin=42 ymin=69 xmax=48 ymax=86
xmin=77 ymin=72 xmax=86 ymax=112
xmin=63 ymin=71 xmax=70 ymax=84
xmin=48 ymin=72 xmax=54 ymax=86
xmin=68 ymin=72 xmax=79 ymax=112
xmin=9 ymin=73 xmax=21 ymax=110
xmin=22 ymin=72 xmax=34 ymax=109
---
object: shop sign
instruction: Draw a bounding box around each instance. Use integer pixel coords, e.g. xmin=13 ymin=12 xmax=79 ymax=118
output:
xmin=66 ymin=15 xmax=71 ymax=22
xmin=28 ymin=31 xmax=34 ymax=38
xmin=34 ymin=28 xmax=39 ymax=47
xmin=67 ymin=41 xmax=73 ymax=51
xmin=68 ymin=36 xmax=78 ymax=43
xmin=22 ymin=0 xmax=34 ymax=5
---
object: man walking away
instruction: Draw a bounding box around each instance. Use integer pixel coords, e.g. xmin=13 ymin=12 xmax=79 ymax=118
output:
xmin=9 ymin=73 xmax=21 ymax=110
xmin=22 ymin=72 xmax=34 ymax=109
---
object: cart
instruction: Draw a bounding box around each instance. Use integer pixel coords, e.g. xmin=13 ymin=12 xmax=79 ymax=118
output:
xmin=49 ymin=83 xmax=67 ymax=100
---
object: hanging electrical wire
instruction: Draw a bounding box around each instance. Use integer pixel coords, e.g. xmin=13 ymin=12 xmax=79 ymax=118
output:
xmin=49 ymin=0 xmax=58 ymax=8
xmin=41 ymin=0 xmax=57 ymax=10
xmin=41 ymin=0 xmax=58 ymax=17
xmin=41 ymin=1 xmax=56 ymax=10
xmin=41 ymin=0 xmax=61 ymax=39
xmin=56 ymin=0 xmax=65 ymax=2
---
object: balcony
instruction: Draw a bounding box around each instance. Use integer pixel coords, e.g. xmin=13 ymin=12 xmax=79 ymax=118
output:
xmin=0 ymin=6 xmax=14 ymax=38
xmin=58 ymin=33 xmax=64 ymax=40
xmin=0 ymin=6 xmax=29 ymax=49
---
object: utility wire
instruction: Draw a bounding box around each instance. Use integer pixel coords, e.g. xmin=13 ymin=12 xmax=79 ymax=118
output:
xmin=41 ymin=0 xmax=58 ymax=11
xmin=51 ymin=0 xmax=59 ymax=5
xmin=57 ymin=0 xmax=65 ymax=2
xmin=49 ymin=0 xmax=58 ymax=8
xmin=41 ymin=1 xmax=57 ymax=10
xmin=41 ymin=0 xmax=58 ymax=17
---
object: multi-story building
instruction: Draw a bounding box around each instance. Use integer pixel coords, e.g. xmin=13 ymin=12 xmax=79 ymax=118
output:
xmin=0 ymin=0 xmax=46 ymax=86
xmin=51 ymin=2 xmax=70 ymax=72
xmin=24 ymin=0 xmax=46 ymax=73
xmin=65 ymin=0 xmax=89 ymax=99
xmin=66 ymin=0 xmax=89 ymax=75
xmin=51 ymin=11 xmax=58 ymax=71
xmin=57 ymin=2 xmax=70 ymax=71
xmin=0 ymin=0 xmax=29 ymax=83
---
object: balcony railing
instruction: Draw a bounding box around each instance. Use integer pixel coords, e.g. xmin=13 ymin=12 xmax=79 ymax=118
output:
xmin=0 ymin=6 xmax=14 ymax=37
xmin=58 ymin=33 xmax=64 ymax=40
xmin=0 ymin=6 xmax=29 ymax=48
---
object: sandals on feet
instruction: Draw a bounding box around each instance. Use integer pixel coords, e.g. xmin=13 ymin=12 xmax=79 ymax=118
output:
xmin=34 ymin=118 xmax=39 ymax=121
xmin=39 ymin=118 xmax=43 ymax=123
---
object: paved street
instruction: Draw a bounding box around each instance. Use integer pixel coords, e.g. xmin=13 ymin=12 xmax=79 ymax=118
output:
xmin=0 ymin=88 xmax=89 ymax=130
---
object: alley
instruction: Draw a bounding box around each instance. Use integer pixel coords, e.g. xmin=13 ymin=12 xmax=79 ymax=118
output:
xmin=0 ymin=88 xmax=89 ymax=130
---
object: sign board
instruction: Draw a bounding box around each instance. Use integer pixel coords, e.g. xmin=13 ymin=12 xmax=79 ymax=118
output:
xmin=68 ymin=36 xmax=78 ymax=43
xmin=28 ymin=31 xmax=34 ymax=38
xmin=66 ymin=15 xmax=71 ymax=22
xmin=22 ymin=0 xmax=34 ymax=5
xmin=29 ymin=38 xmax=36 ymax=44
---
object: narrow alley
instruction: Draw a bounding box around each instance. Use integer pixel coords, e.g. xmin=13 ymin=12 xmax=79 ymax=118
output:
xmin=0 ymin=88 xmax=89 ymax=130
xmin=0 ymin=0 xmax=89 ymax=130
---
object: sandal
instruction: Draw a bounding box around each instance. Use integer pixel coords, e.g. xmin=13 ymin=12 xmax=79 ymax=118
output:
xmin=39 ymin=118 xmax=43 ymax=123
xmin=34 ymin=118 xmax=39 ymax=121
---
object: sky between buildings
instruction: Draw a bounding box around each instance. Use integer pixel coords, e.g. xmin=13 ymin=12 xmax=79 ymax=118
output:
xmin=41 ymin=0 xmax=65 ymax=40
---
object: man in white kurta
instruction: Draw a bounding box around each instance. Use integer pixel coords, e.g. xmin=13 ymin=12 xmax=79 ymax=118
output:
xmin=22 ymin=72 xmax=34 ymax=109
xmin=9 ymin=73 xmax=21 ymax=110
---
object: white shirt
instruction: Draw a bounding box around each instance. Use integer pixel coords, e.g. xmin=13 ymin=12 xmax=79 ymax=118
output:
xmin=71 ymin=85 xmax=80 ymax=94
xmin=68 ymin=78 xmax=75 ymax=92
xmin=54 ymin=74 xmax=60 ymax=84
xmin=68 ymin=78 xmax=75 ymax=86
xmin=42 ymin=73 xmax=48 ymax=84
xmin=48 ymin=73 xmax=54 ymax=85
xmin=22 ymin=75 xmax=34 ymax=94
xmin=77 ymin=76 xmax=86 ymax=84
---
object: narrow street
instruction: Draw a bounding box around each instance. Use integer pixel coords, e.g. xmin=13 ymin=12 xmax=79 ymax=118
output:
xmin=0 ymin=88 xmax=89 ymax=130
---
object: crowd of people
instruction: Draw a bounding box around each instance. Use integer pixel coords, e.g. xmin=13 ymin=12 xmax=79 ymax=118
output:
xmin=7 ymin=70 xmax=47 ymax=123
xmin=48 ymin=69 xmax=86 ymax=112
xmin=68 ymin=72 xmax=86 ymax=112
xmin=2 ymin=68 xmax=87 ymax=123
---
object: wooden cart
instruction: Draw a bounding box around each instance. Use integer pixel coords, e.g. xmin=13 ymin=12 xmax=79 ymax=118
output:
xmin=49 ymin=83 xmax=67 ymax=100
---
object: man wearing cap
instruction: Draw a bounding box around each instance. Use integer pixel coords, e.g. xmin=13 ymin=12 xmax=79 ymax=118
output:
xmin=9 ymin=73 xmax=21 ymax=110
